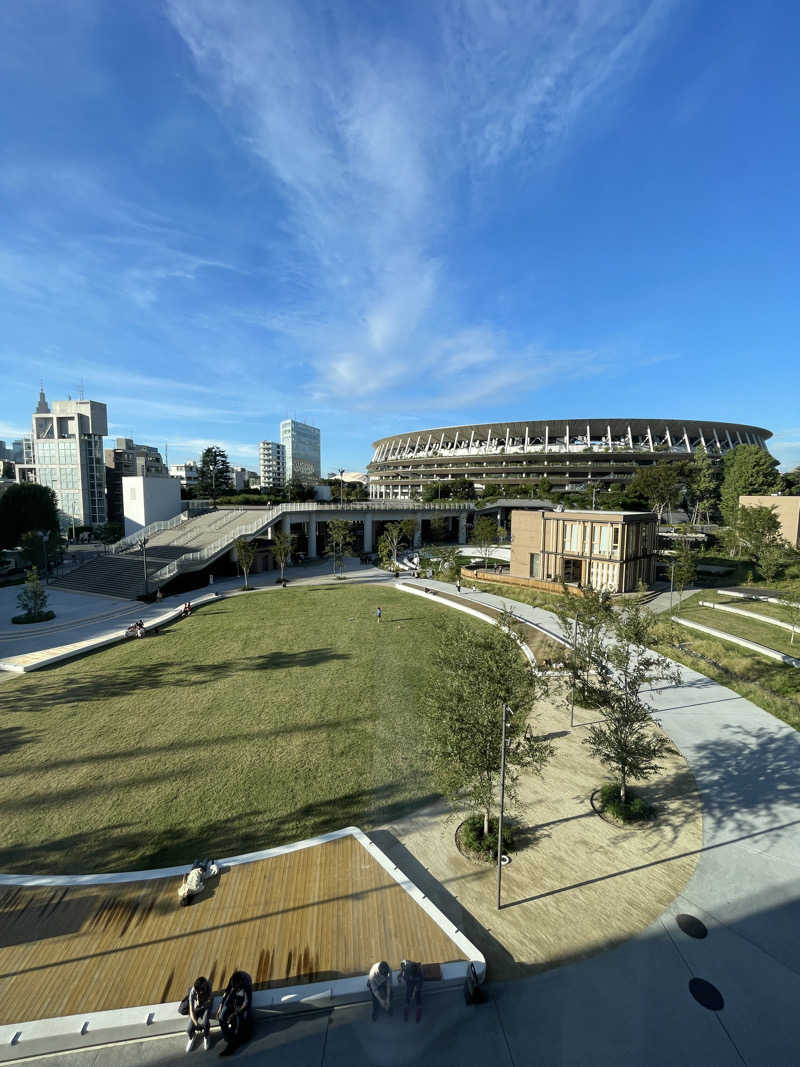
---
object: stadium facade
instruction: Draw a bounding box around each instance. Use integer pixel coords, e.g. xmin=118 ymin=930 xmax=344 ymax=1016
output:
xmin=367 ymin=418 xmax=772 ymax=500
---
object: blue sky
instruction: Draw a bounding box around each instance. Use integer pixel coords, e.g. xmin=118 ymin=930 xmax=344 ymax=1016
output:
xmin=1 ymin=0 xmax=798 ymax=473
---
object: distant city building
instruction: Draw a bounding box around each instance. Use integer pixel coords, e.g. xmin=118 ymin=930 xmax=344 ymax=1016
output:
xmin=280 ymin=419 xmax=321 ymax=485
xmin=18 ymin=388 xmax=108 ymax=527
xmin=509 ymin=507 xmax=657 ymax=593
xmin=259 ymin=440 xmax=286 ymax=490
xmin=232 ymin=466 xmax=259 ymax=491
xmin=122 ymin=475 xmax=181 ymax=538
xmin=104 ymin=438 xmax=168 ymax=524
xmin=169 ymin=462 xmax=199 ymax=490
xmin=0 ymin=440 xmax=23 ymax=464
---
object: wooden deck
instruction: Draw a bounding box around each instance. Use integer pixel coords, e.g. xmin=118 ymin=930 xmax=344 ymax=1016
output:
xmin=0 ymin=836 xmax=466 ymax=1024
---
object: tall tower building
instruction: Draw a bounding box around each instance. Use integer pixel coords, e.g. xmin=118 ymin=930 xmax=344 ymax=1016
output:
xmin=26 ymin=388 xmax=108 ymax=527
xmin=259 ymin=440 xmax=286 ymax=490
xmin=280 ymin=420 xmax=320 ymax=485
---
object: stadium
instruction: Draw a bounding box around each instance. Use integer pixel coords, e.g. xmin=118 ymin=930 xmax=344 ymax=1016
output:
xmin=367 ymin=418 xmax=773 ymax=499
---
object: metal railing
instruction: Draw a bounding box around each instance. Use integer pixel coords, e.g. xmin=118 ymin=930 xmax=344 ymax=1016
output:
xmin=110 ymin=512 xmax=189 ymax=554
xmin=144 ymin=500 xmax=471 ymax=586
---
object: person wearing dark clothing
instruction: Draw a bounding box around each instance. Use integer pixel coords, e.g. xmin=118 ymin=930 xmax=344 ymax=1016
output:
xmin=376 ymin=607 xmax=382 ymax=623
xmin=183 ymin=976 xmax=214 ymax=1052
xmin=399 ymin=960 xmax=424 ymax=1023
xmin=217 ymin=970 xmax=253 ymax=1051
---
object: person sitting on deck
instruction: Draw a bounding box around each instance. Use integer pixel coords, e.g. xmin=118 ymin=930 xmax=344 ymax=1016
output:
xmin=217 ymin=970 xmax=253 ymax=1050
xmin=399 ymin=959 xmax=424 ymax=1023
xmin=136 ymin=620 xmax=146 ymax=638
xmin=367 ymin=961 xmax=392 ymax=1020
xmin=178 ymin=858 xmax=219 ymax=906
xmin=183 ymin=975 xmax=214 ymax=1053
xmin=181 ymin=601 xmax=192 ymax=617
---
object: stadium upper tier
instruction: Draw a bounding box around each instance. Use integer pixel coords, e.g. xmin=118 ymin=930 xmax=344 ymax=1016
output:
xmin=367 ymin=418 xmax=772 ymax=499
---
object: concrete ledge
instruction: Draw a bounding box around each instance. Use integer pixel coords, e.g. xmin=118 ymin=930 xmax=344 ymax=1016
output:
xmin=699 ymin=600 xmax=800 ymax=637
xmin=672 ymin=615 xmax=800 ymax=667
xmin=0 ymin=827 xmax=484 ymax=1060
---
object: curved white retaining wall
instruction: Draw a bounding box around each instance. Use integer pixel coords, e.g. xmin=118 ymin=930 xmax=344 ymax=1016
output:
xmin=699 ymin=600 xmax=799 ymax=638
xmin=0 ymin=827 xmax=484 ymax=1059
xmin=672 ymin=616 xmax=800 ymax=667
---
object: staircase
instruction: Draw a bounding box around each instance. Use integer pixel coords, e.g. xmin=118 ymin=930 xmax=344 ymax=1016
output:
xmin=51 ymin=545 xmax=192 ymax=600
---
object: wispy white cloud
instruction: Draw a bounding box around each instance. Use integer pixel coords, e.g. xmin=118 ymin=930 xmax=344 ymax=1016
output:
xmin=166 ymin=0 xmax=674 ymax=410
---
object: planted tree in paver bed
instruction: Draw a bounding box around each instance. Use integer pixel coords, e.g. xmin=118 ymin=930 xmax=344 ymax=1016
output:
xmin=473 ymin=516 xmax=500 ymax=569
xmin=16 ymin=566 xmax=49 ymax=621
xmin=582 ymin=598 xmax=681 ymax=805
xmin=234 ymin=537 xmax=257 ymax=589
xmin=552 ymin=585 xmax=615 ymax=707
xmin=325 ymin=519 xmax=355 ymax=576
xmin=422 ymin=609 xmax=554 ymax=838
xmin=271 ymin=529 xmax=293 ymax=580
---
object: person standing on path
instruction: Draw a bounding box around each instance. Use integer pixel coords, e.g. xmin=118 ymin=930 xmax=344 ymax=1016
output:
xmin=456 ymin=579 xmax=461 ymax=594
xmin=376 ymin=606 xmax=382 ymax=623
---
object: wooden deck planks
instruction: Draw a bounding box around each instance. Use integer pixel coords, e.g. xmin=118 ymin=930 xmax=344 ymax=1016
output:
xmin=0 ymin=837 xmax=465 ymax=1024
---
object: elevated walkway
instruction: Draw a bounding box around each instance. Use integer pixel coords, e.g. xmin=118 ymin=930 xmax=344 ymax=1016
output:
xmin=53 ymin=502 xmax=470 ymax=600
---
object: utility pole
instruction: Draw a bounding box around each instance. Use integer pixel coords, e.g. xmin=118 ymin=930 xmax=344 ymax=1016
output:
xmin=139 ymin=536 xmax=149 ymax=596
xmin=497 ymin=705 xmax=512 ymax=910
xmin=339 ymin=467 xmax=345 ymax=508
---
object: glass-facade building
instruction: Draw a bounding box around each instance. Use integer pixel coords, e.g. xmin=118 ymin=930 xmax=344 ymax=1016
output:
xmin=280 ymin=420 xmax=320 ymax=485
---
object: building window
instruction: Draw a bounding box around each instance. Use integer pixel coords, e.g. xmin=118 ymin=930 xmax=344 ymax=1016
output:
xmin=529 ymin=553 xmax=540 ymax=578
xmin=612 ymin=526 xmax=620 ymax=550
xmin=592 ymin=525 xmax=611 ymax=554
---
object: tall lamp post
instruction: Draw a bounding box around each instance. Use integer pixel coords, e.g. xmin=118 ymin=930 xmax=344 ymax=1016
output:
xmin=497 ymin=704 xmax=513 ymax=910
xmin=338 ymin=467 xmax=345 ymax=508
xmin=41 ymin=530 xmax=50 ymax=584
xmin=569 ymin=606 xmax=580 ymax=729
xmin=138 ymin=536 xmax=149 ymax=596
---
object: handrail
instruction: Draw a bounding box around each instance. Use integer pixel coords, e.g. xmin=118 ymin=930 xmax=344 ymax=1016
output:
xmin=147 ymin=500 xmax=471 ymax=585
xmin=110 ymin=512 xmax=188 ymax=554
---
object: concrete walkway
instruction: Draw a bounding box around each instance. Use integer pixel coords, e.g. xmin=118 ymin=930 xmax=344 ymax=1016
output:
xmin=6 ymin=579 xmax=800 ymax=1064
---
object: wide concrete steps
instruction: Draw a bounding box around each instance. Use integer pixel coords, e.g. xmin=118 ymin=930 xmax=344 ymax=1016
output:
xmin=51 ymin=549 xmax=190 ymax=600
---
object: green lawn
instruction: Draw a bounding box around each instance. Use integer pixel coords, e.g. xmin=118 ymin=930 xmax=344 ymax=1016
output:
xmin=0 ymin=586 xmax=484 ymax=874
xmin=678 ymin=603 xmax=800 ymax=659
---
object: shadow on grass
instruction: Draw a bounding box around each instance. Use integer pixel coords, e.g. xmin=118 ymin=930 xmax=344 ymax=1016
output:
xmin=0 ymin=782 xmax=443 ymax=875
xmin=0 ymin=648 xmax=351 ymax=714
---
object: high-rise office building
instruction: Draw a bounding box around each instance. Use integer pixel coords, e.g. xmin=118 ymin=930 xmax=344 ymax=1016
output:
xmin=259 ymin=440 xmax=286 ymax=490
xmin=280 ymin=420 xmax=320 ymax=485
xmin=21 ymin=388 xmax=108 ymax=526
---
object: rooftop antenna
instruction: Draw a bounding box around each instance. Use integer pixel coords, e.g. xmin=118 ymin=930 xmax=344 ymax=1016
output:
xmin=78 ymin=378 xmax=85 ymax=401
xmin=164 ymin=442 xmax=168 ymax=467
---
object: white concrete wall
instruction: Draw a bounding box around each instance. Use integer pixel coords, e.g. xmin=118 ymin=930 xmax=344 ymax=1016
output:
xmin=123 ymin=476 xmax=182 ymax=537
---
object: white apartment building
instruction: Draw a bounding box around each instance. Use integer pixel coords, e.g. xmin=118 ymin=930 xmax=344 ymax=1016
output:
xmin=232 ymin=466 xmax=259 ymax=491
xmin=20 ymin=389 xmax=108 ymax=527
xmin=280 ymin=420 xmax=320 ymax=485
xmin=259 ymin=440 xmax=286 ymax=490
xmin=169 ymin=461 xmax=199 ymax=490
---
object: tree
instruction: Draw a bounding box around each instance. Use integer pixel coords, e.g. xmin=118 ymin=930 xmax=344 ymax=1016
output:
xmin=0 ymin=482 xmax=59 ymax=548
xmin=536 ymin=475 xmax=553 ymax=499
xmin=582 ymin=599 xmax=680 ymax=804
xmin=20 ymin=530 xmax=60 ymax=572
xmin=197 ymin=447 xmax=233 ymax=505
xmin=378 ymin=519 xmax=417 ymax=568
xmin=473 ymin=516 xmax=499 ymax=568
xmin=97 ymin=522 xmax=124 ymax=545
xmin=16 ymin=566 xmax=49 ymax=620
xmin=672 ymin=540 xmax=698 ymax=611
xmin=552 ymin=586 xmax=615 ymax=707
xmin=325 ymin=519 xmax=355 ymax=575
xmin=780 ymin=584 xmax=800 ymax=646
xmin=729 ymin=504 xmax=785 ymax=563
xmin=271 ymin=529 xmax=294 ymax=579
xmin=687 ymin=445 xmax=719 ymax=525
xmin=449 ymin=477 xmax=476 ymax=500
xmin=627 ymin=461 xmax=687 ymax=522
xmin=422 ymin=609 xmax=554 ymax=836
xmin=783 ymin=466 xmax=800 ymax=496
xmin=234 ymin=537 xmax=257 ymax=589
xmin=436 ymin=545 xmax=461 ymax=581
xmin=285 ymin=478 xmax=316 ymax=502
xmin=719 ymin=444 xmax=782 ymax=527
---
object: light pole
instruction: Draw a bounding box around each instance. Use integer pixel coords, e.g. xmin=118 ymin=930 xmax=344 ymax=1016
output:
xmin=41 ymin=530 xmax=50 ymax=584
xmin=338 ymin=467 xmax=345 ymax=508
xmin=497 ymin=704 xmax=513 ymax=910
xmin=669 ymin=557 xmax=676 ymax=635
xmin=138 ymin=536 xmax=149 ymax=596
xmin=569 ymin=606 xmax=580 ymax=729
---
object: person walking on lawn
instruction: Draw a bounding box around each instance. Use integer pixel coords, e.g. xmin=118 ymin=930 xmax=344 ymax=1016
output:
xmin=376 ymin=606 xmax=382 ymax=623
